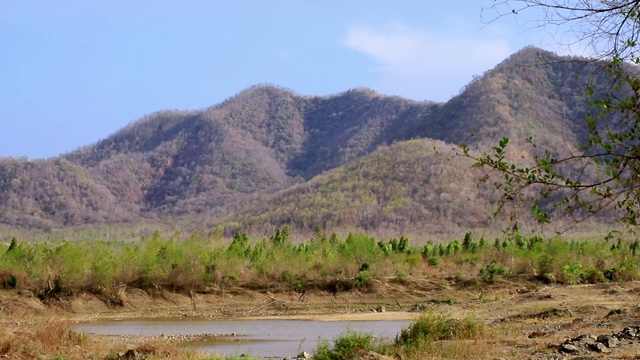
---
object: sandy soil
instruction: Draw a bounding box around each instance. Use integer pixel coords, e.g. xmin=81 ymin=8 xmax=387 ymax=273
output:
xmin=3 ymin=276 xmax=640 ymax=358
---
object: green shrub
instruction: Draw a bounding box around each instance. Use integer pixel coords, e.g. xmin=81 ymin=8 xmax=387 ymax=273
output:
xmin=6 ymin=237 xmax=18 ymax=253
xmin=537 ymin=253 xmax=554 ymax=276
xmin=478 ymin=260 xmax=508 ymax=283
xmin=604 ymin=262 xmax=639 ymax=282
xmin=446 ymin=240 xmax=462 ymax=255
xmin=462 ymin=232 xmax=476 ymax=252
xmin=341 ymin=233 xmax=382 ymax=260
xmin=561 ymin=263 xmax=587 ymax=285
xmin=282 ymin=270 xmax=293 ymax=283
xmin=584 ymin=267 xmax=607 ymax=284
xmin=395 ymin=313 xmax=486 ymax=348
xmin=404 ymin=253 xmax=422 ymax=268
xmin=203 ymin=273 xmax=213 ymax=285
xmin=398 ymin=235 xmax=410 ymax=253
xmin=2 ymin=274 xmax=18 ymax=289
xmin=270 ymin=226 xmax=291 ymax=249
xmin=631 ymin=240 xmax=640 ymax=255
xmin=313 ymin=330 xmax=378 ymax=360
xmin=428 ymin=297 xmax=456 ymax=305
xmin=354 ymin=273 xmax=370 ymax=289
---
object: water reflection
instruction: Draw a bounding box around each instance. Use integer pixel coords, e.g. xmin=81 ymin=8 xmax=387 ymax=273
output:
xmin=75 ymin=318 xmax=412 ymax=358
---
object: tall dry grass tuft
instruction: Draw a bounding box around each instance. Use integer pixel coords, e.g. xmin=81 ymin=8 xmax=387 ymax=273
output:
xmin=400 ymin=339 xmax=501 ymax=360
xmin=394 ymin=312 xmax=500 ymax=360
xmin=34 ymin=319 xmax=89 ymax=351
xmin=0 ymin=317 xmax=217 ymax=359
xmin=0 ymin=318 xmax=91 ymax=359
xmin=0 ymin=336 xmax=12 ymax=356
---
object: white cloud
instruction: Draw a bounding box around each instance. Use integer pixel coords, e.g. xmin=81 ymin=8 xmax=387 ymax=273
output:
xmin=342 ymin=24 xmax=512 ymax=101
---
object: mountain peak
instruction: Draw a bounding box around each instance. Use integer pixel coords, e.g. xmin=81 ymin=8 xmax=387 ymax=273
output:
xmin=0 ymin=48 xmax=616 ymax=232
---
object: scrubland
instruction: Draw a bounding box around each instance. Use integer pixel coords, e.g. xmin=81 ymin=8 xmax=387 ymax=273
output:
xmin=2 ymin=227 xmax=640 ymax=359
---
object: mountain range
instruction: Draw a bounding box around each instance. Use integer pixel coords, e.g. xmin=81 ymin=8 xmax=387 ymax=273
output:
xmin=0 ymin=47 xmax=613 ymax=234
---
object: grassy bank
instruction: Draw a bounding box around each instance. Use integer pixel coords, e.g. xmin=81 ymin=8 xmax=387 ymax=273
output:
xmin=1 ymin=227 xmax=640 ymax=302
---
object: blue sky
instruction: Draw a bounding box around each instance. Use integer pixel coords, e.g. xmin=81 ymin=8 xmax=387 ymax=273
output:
xmin=1 ymin=1 xmax=568 ymax=159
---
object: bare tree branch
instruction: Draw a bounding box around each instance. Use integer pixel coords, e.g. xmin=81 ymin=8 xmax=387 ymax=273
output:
xmin=485 ymin=1 xmax=640 ymax=60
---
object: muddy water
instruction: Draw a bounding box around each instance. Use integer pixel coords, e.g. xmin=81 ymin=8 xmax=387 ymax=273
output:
xmin=75 ymin=318 xmax=412 ymax=358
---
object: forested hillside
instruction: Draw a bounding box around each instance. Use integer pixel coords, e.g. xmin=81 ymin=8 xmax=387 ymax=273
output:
xmin=0 ymin=47 xmax=619 ymax=232
xmin=230 ymin=139 xmax=496 ymax=234
xmin=411 ymin=47 xmax=604 ymax=155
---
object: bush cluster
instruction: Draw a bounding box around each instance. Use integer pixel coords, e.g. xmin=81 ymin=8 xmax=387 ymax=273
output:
xmin=2 ymin=228 xmax=640 ymax=303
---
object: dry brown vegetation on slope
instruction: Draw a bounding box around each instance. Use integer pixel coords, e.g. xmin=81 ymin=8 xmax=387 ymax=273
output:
xmin=231 ymin=139 xmax=498 ymax=234
xmin=0 ymin=47 xmax=626 ymax=233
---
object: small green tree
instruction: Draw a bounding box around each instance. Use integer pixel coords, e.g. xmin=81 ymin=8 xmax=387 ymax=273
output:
xmin=631 ymin=240 xmax=640 ymax=255
xmin=6 ymin=237 xmax=17 ymax=253
xmin=462 ymin=232 xmax=476 ymax=252
xmin=398 ymin=235 xmax=410 ymax=253
xmin=228 ymin=232 xmax=250 ymax=256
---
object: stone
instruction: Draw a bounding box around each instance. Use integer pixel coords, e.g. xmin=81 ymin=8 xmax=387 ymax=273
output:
xmin=297 ymin=351 xmax=311 ymax=359
xmin=605 ymin=308 xmax=626 ymax=317
xmin=560 ymin=343 xmax=580 ymax=353
xmin=622 ymin=326 xmax=639 ymax=338
xmin=357 ymin=351 xmax=395 ymax=360
xmin=596 ymin=335 xmax=620 ymax=348
xmin=571 ymin=334 xmax=595 ymax=342
xmin=528 ymin=330 xmax=547 ymax=338
xmin=113 ymin=349 xmax=139 ymax=360
xmin=587 ymin=342 xmax=611 ymax=353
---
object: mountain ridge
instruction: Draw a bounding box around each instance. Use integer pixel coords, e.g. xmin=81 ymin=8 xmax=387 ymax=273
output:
xmin=0 ymin=47 xmax=617 ymax=232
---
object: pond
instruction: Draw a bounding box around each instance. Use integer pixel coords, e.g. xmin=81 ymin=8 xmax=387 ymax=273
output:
xmin=75 ymin=317 xmax=413 ymax=358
